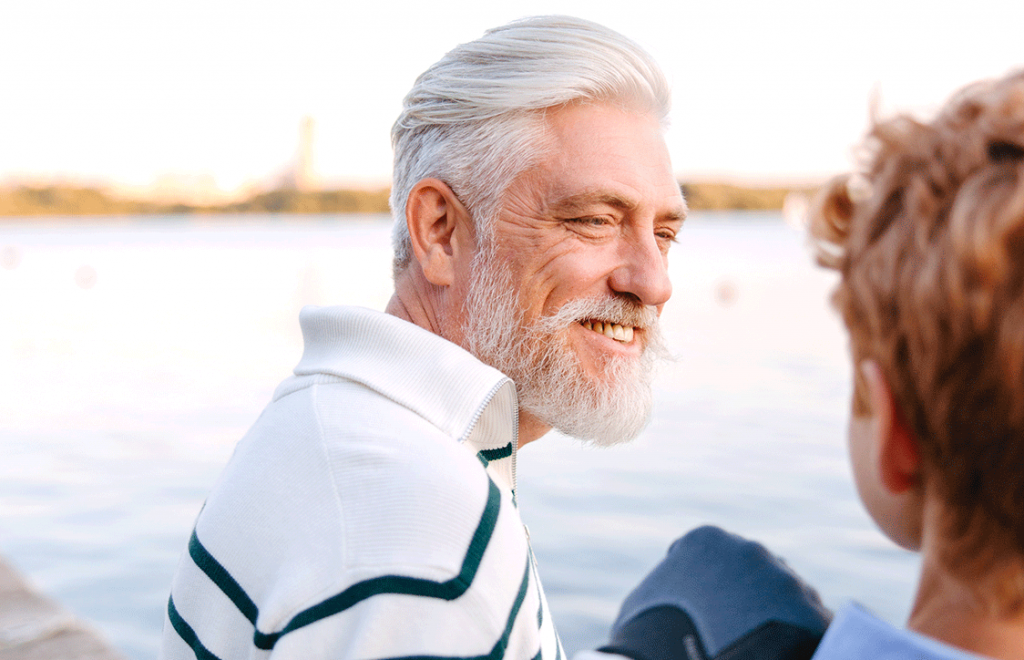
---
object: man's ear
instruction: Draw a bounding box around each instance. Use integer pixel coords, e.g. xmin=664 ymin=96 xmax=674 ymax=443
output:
xmin=405 ymin=178 xmax=471 ymax=287
xmin=861 ymin=360 xmax=921 ymax=494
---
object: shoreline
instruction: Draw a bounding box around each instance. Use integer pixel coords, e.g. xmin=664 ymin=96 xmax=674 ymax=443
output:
xmin=0 ymin=181 xmax=821 ymax=218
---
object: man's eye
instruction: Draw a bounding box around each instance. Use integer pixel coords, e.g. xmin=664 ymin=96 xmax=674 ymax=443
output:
xmin=567 ymin=216 xmax=612 ymax=227
xmin=656 ymin=229 xmax=678 ymax=242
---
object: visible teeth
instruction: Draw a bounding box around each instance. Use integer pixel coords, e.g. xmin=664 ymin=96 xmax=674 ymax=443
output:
xmin=581 ymin=319 xmax=635 ymax=343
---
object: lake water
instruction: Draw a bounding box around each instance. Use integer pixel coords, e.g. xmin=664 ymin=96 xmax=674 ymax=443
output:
xmin=0 ymin=213 xmax=919 ymax=659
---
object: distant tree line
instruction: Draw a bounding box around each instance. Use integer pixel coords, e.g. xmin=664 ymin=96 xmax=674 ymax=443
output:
xmin=680 ymin=182 xmax=818 ymax=211
xmin=0 ymin=185 xmax=393 ymax=217
xmin=0 ymin=186 xmax=168 ymax=216
xmin=0 ymin=182 xmax=818 ymax=218
xmin=217 ymin=189 xmax=391 ymax=214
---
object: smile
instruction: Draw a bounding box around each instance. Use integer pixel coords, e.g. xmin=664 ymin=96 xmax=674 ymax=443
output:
xmin=580 ymin=320 xmax=636 ymax=343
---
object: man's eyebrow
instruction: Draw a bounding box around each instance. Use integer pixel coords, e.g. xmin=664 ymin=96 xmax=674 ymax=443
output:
xmin=549 ymin=192 xmax=687 ymax=222
xmin=549 ymin=192 xmax=635 ymax=214
xmin=661 ymin=207 xmax=687 ymax=224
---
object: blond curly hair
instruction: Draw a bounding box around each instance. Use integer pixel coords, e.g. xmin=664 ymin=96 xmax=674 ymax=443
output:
xmin=810 ymin=70 xmax=1024 ymax=612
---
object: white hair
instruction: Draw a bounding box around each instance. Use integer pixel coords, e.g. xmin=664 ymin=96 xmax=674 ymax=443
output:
xmin=389 ymin=15 xmax=671 ymax=275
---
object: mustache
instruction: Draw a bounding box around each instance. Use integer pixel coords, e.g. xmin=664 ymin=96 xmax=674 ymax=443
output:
xmin=534 ymin=296 xmax=660 ymax=333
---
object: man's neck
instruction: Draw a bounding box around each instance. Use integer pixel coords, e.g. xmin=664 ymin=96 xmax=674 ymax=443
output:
xmin=386 ymin=270 xmax=448 ymax=339
xmin=517 ymin=411 xmax=550 ymax=450
xmin=384 ymin=293 xmax=413 ymax=324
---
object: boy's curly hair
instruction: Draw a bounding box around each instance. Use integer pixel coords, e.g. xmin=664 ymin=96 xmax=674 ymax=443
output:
xmin=810 ymin=70 xmax=1024 ymax=612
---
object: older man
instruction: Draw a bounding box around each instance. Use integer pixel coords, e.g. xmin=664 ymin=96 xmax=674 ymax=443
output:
xmin=162 ymin=15 xmax=684 ymax=660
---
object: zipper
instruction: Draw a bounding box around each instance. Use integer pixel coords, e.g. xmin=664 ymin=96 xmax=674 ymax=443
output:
xmin=510 ymin=383 xmax=519 ymax=494
xmin=462 ymin=377 xmax=519 ymax=493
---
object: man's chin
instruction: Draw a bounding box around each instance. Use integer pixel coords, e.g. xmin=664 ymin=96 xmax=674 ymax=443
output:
xmin=519 ymin=365 xmax=655 ymax=447
xmin=533 ymin=403 xmax=652 ymax=448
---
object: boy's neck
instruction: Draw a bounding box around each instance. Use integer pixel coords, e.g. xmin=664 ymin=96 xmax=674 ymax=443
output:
xmin=910 ymin=547 xmax=1024 ymax=659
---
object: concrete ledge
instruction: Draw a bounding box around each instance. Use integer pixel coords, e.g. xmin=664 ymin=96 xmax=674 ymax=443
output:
xmin=0 ymin=557 xmax=124 ymax=660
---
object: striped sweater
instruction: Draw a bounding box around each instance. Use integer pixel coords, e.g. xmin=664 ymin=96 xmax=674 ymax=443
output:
xmin=161 ymin=305 xmax=564 ymax=660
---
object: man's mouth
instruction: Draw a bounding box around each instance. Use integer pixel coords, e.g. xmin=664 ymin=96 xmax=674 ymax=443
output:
xmin=580 ymin=319 xmax=636 ymax=343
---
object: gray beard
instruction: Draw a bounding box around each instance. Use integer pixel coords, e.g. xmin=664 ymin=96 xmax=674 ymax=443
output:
xmin=462 ymin=244 xmax=668 ymax=447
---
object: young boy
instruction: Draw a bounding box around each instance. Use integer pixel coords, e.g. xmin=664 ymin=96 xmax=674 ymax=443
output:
xmin=805 ymin=68 xmax=1024 ymax=659
xmin=589 ymin=70 xmax=1024 ymax=660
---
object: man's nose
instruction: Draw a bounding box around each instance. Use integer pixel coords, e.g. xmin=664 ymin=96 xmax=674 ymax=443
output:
xmin=608 ymin=231 xmax=672 ymax=308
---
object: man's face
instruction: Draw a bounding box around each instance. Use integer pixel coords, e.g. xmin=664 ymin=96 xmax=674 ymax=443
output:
xmin=463 ymin=102 xmax=685 ymax=445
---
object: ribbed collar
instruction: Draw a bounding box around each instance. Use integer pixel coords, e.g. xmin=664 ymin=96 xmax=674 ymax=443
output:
xmin=279 ymin=305 xmax=519 ymax=492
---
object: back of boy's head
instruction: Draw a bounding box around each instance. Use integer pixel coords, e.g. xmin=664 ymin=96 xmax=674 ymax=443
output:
xmin=811 ymin=69 xmax=1024 ymax=613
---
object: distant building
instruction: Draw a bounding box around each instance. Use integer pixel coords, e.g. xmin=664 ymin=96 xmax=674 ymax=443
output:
xmin=273 ymin=116 xmax=320 ymax=192
xmin=295 ymin=116 xmax=317 ymax=192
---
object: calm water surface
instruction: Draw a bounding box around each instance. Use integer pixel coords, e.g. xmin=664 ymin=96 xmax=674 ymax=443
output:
xmin=0 ymin=213 xmax=918 ymax=659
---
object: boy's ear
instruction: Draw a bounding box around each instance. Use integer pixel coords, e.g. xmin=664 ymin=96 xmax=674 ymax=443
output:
xmin=861 ymin=360 xmax=921 ymax=494
xmin=405 ymin=179 xmax=471 ymax=287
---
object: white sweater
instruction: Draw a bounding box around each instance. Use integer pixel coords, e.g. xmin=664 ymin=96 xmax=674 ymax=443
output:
xmin=162 ymin=306 xmax=563 ymax=660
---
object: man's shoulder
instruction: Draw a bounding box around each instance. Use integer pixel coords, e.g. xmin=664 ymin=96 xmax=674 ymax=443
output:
xmin=255 ymin=370 xmax=480 ymax=476
xmin=224 ymin=369 xmax=493 ymax=509
xmin=197 ymin=407 xmax=497 ymax=569
xmin=181 ymin=381 xmax=512 ymax=647
xmin=198 ymin=370 xmax=504 ymax=571
xmin=172 ymin=303 xmax=521 ymax=634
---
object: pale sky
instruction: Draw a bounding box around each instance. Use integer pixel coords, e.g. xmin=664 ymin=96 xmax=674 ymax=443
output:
xmin=2 ymin=0 xmax=1021 ymax=192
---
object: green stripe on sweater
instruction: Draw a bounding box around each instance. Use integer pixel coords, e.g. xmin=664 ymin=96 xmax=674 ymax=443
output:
xmin=376 ymin=557 xmax=533 ymax=660
xmin=167 ymin=596 xmax=224 ymax=660
xmin=478 ymin=443 xmax=513 ymax=465
xmin=176 ymin=477 xmax=504 ymax=652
